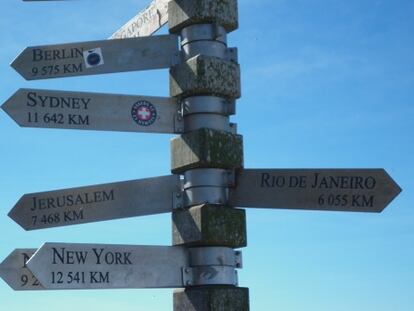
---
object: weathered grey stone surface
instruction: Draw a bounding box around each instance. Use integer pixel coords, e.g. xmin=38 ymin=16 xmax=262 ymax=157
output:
xmin=169 ymin=0 xmax=238 ymax=33
xmin=172 ymin=204 xmax=247 ymax=248
xmin=170 ymin=55 xmax=241 ymax=99
xmin=171 ymin=128 xmax=243 ymax=174
xmin=174 ymin=287 xmax=250 ymax=311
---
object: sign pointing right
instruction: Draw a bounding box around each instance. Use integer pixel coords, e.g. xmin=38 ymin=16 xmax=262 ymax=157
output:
xmin=229 ymin=169 xmax=401 ymax=213
xmin=110 ymin=0 xmax=170 ymax=39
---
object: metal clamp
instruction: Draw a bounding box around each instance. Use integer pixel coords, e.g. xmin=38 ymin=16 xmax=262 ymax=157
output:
xmin=184 ymin=169 xmax=234 ymax=189
xmin=180 ymin=24 xmax=228 ymax=60
xmin=184 ymin=114 xmax=231 ymax=132
xmin=234 ymin=250 xmax=243 ymax=268
xmin=179 ymin=96 xmax=237 ymax=132
xmin=229 ymin=122 xmax=237 ymax=135
xmin=182 ymin=247 xmax=242 ymax=286
xmin=182 ymin=169 xmax=236 ymax=207
xmin=174 ymin=105 xmax=184 ymax=133
xmin=182 ymin=266 xmax=238 ymax=287
xmin=172 ymin=191 xmax=184 ymax=210
xmin=181 ymin=96 xmax=236 ymax=116
xmin=171 ymin=51 xmax=182 ymax=66
xmin=225 ymin=47 xmax=238 ymax=63
xmin=189 ymin=247 xmax=242 ymax=268
xmin=180 ymin=24 xmax=227 ymax=45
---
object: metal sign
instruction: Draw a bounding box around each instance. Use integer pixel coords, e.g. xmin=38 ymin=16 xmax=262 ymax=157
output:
xmin=110 ymin=0 xmax=170 ymax=39
xmin=0 ymin=249 xmax=44 ymax=291
xmin=9 ymin=175 xmax=181 ymax=231
xmin=2 ymin=88 xmax=182 ymax=134
xmin=28 ymin=243 xmax=188 ymax=289
xmin=229 ymin=169 xmax=401 ymax=212
xmin=27 ymin=243 xmax=240 ymax=290
xmin=11 ymin=34 xmax=178 ymax=80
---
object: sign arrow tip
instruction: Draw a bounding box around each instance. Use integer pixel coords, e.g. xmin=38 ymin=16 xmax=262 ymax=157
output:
xmin=0 ymin=260 xmax=6 ymax=276
xmin=8 ymin=197 xmax=31 ymax=231
xmin=382 ymin=169 xmax=402 ymax=211
xmin=1 ymin=89 xmax=18 ymax=113
xmin=10 ymin=48 xmax=33 ymax=81
xmin=1 ymin=89 xmax=26 ymax=127
xmin=10 ymin=50 xmax=22 ymax=71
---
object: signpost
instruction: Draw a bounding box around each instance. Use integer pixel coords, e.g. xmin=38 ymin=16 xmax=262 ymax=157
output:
xmin=229 ymin=169 xmax=401 ymax=212
xmin=11 ymin=34 xmax=178 ymax=80
xmin=2 ymin=88 xmax=182 ymax=134
xmin=0 ymin=0 xmax=403 ymax=310
xmin=8 ymin=175 xmax=181 ymax=230
xmin=0 ymin=249 xmax=43 ymax=291
xmin=110 ymin=0 xmax=170 ymax=39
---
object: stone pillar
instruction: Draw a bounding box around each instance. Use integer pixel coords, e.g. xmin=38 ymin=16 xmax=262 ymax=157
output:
xmin=169 ymin=0 xmax=249 ymax=310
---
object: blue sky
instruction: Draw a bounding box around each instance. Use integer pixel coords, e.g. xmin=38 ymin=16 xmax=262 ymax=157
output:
xmin=0 ymin=0 xmax=413 ymax=310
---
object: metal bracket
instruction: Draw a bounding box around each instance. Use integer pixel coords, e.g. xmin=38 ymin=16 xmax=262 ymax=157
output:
xmin=225 ymin=99 xmax=236 ymax=115
xmin=189 ymin=247 xmax=242 ymax=268
xmin=226 ymin=47 xmax=238 ymax=63
xmin=189 ymin=247 xmax=241 ymax=267
xmin=229 ymin=122 xmax=237 ymax=134
xmin=181 ymin=96 xmax=236 ymax=116
xmin=181 ymin=24 xmax=227 ymax=45
xmin=182 ymin=266 xmax=238 ymax=287
xmin=234 ymin=250 xmax=243 ymax=268
xmin=171 ymin=51 xmax=182 ymax=66
xmin=172 ymin=191 xmax=184 ymax=210
xmin=227 ymin=169 xmax=236 ymax=188
xmin=184 ymin=169 xmax=235 ymax=189
xmin=213 ymin=23 xmax=224 ymax=40
xmin=174 ymin=104 xmax=184 ymax=133
xmin=182 ymin=169 xmax=236 ymax=207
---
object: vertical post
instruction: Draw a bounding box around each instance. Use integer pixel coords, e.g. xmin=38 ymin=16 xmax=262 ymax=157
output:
xmin=168 ymin=0 xmax=249 ymax=310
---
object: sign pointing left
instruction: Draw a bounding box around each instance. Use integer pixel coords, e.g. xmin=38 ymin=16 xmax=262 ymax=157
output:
xmin=27 ymin=243 xmax=188 ymax=289
xmin=27 ymin=243 xmax=240 ymax=290
xmin=9 ymin=175 xmax=181 ymax=231
xmin=0 ymin=249 xmax=44 ymax=291
xmin=2 ymin=88 xmax=181 ymax=134
xmin=11 ymin=34 xmax=178 ymax=80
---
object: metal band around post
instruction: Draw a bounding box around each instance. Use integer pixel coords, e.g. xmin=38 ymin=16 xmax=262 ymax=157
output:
xmin=181 ymin=24 xmax=227 ymax=45
xmin=184 ymin=114 xmax=230 ymax=132
xmin=182 ymin=266 xmax=238 ymax=287
xmin=182 ymin=96 xmax=235 ymax=116
xmin=183 ymin=169 xmax=234 ymax=207
xmin=189 ymin=247 xmax=242 ymax=268
xmin=184 ymin=169 xmax=233 ymax=189
xmin=182 ymin=246 xmax=242 ymax=286
xmin=182 ymin=96 xmax=236 ymax=132
xmin=181 ymin=24 xmax=228 ymax=60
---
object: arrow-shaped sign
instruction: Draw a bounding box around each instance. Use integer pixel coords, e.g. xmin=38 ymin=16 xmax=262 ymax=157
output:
xmin=110 ymin=0 xmax=170 ymax=39
xmin=27 ymin=243 xmax=188 ymax=289
xmin=11 ymin=34 xmax=178 ymax=80
xmin=229 ymin=169 xmax=401 ymax=212
xmin=2 ymin=88 xmax=182 ymax=134
xmin=27 ymin=243 xmax=239 ymax=290
xmin=9 ymin=175 xmax=181 ymax=231
xmin=0 ymin=249 xmax=44 ymax=291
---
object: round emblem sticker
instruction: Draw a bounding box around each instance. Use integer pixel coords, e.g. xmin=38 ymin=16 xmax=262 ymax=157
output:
xmin=131 ymin=100 xmax=157 ymax=126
